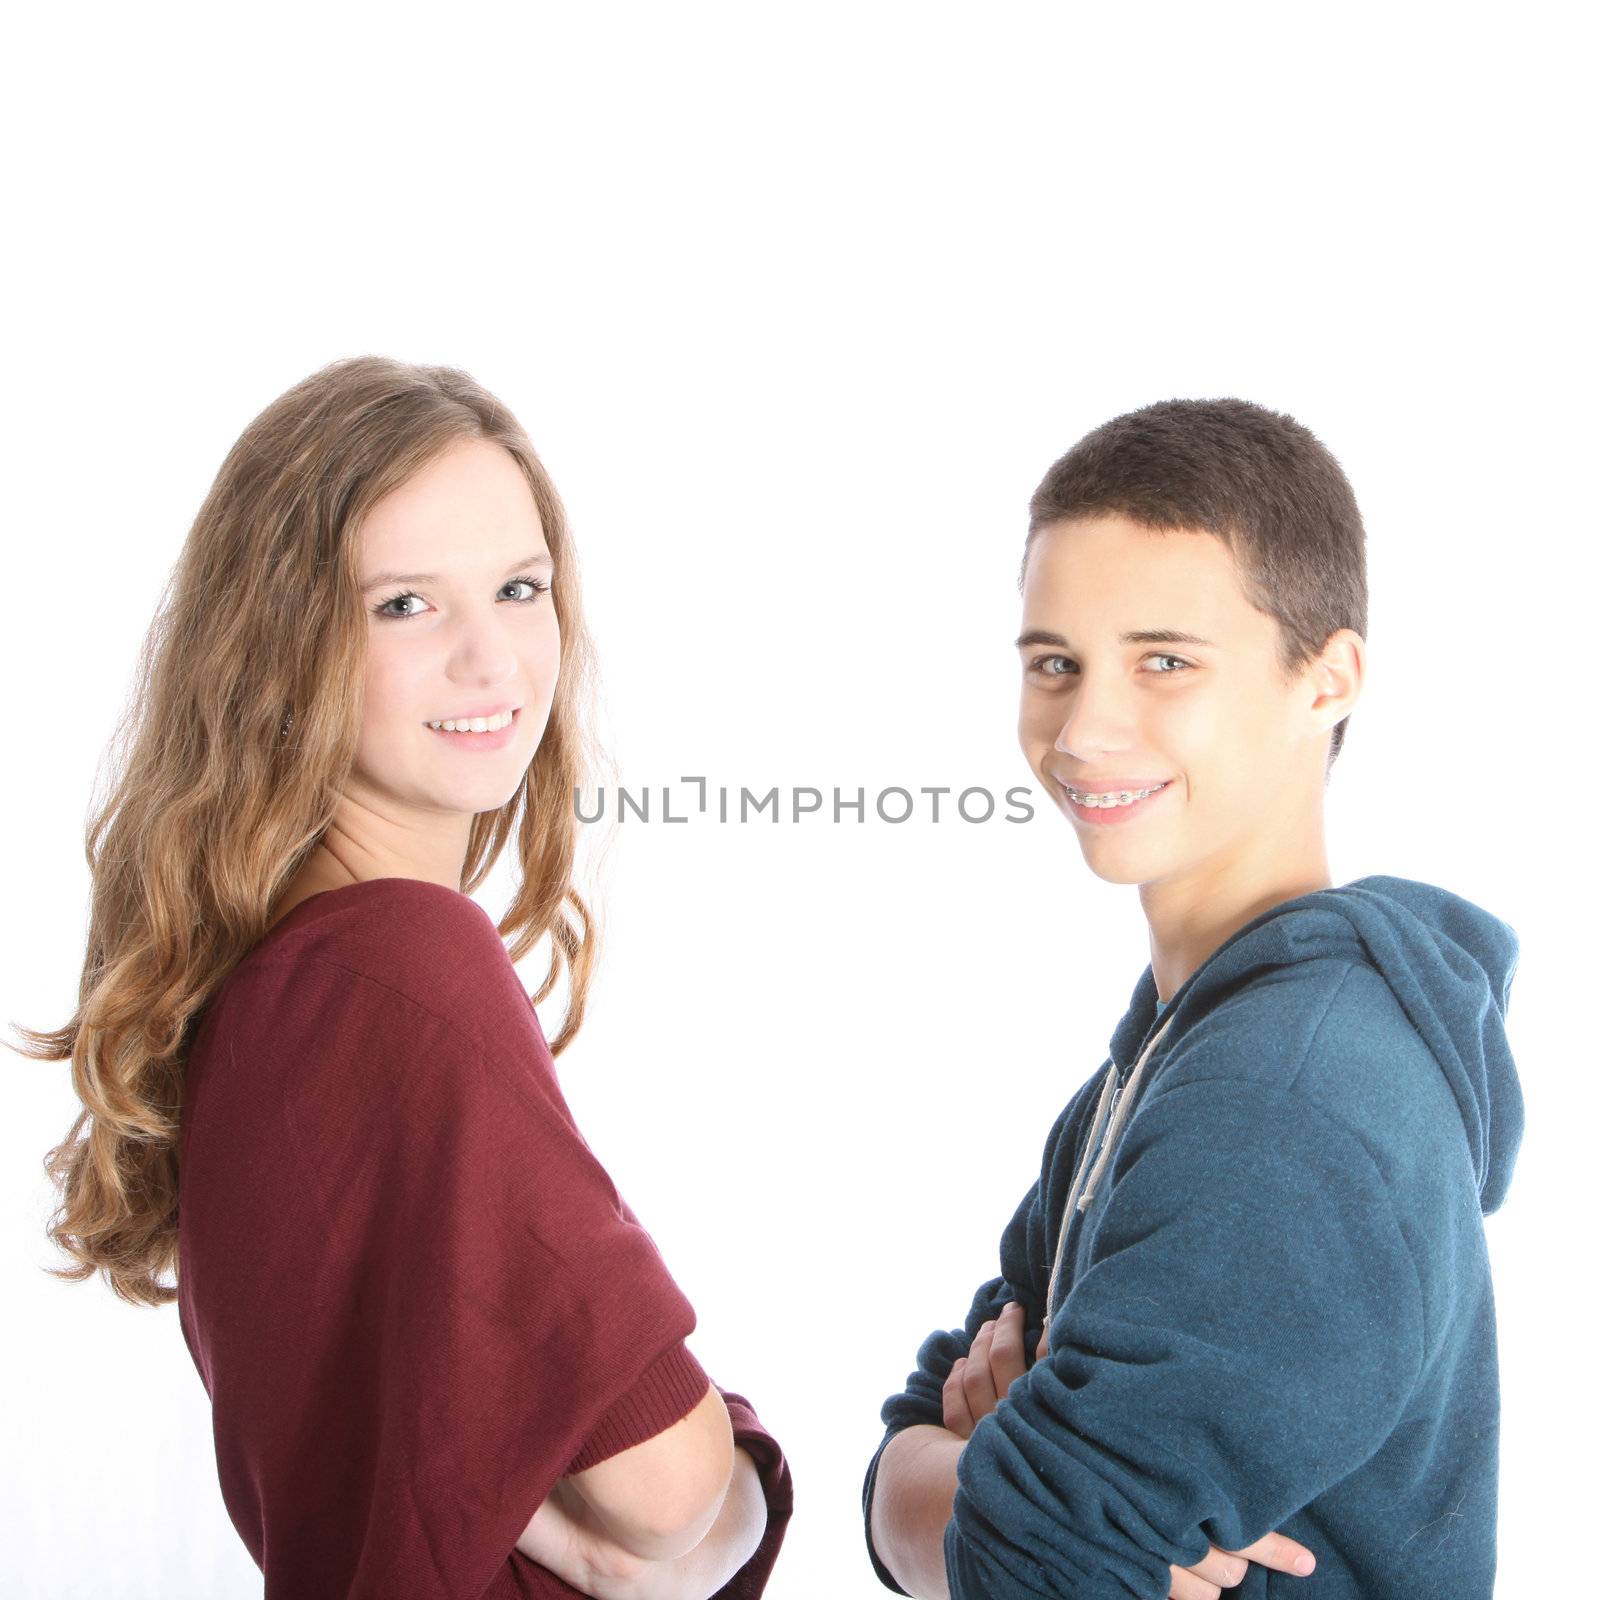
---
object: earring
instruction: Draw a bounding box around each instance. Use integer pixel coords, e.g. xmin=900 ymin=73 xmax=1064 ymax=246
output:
xmin=280 ymin=709 xmax=294 ymax=739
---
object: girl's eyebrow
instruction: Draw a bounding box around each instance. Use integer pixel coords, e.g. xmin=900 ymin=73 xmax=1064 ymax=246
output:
xmin=362 ymin=551 xmax=553 ymax=591
xmin=1014 ymin=627 xmax=1215 ymax=650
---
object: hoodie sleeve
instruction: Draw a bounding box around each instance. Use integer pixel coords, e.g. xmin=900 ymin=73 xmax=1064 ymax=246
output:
xmin=942 ymin=1076 xmax=1428 ymax=1600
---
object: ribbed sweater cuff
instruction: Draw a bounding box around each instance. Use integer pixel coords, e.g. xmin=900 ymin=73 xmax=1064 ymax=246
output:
xmin=567 ymin=1339 xmax=711 ymax=1472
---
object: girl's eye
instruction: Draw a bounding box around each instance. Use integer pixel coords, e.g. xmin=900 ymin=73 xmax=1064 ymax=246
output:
xmin=502 ymin=575 xmax=552 ymax=603
xmin=372 ymin=574 xmax=552 ymax=620
xmin=1026 ymin=653 xmax=1192 ymax=677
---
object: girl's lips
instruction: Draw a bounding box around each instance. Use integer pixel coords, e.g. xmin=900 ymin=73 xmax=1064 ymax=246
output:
xmin=1060 ymin=778 xmax=1174 ymax=826
xmin=426 ymin=707 xmax=520 ymax=752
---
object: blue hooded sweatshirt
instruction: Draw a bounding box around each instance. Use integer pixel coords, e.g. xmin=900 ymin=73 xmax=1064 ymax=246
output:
xmin=862 ymin=874 xmax=1523 ymax=1598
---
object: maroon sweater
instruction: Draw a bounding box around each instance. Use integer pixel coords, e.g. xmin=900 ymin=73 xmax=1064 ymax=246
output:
xmin=177 ymin=875 xmax=792 ymax=1599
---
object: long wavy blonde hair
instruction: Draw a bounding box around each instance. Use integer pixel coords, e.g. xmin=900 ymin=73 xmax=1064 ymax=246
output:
xmin=12 ymin=356 xmax=602 ymax=1308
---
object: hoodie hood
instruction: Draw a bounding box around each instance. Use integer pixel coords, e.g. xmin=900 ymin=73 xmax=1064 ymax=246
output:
xmin=1110 ymin=873 xmax=1524 ymax=1215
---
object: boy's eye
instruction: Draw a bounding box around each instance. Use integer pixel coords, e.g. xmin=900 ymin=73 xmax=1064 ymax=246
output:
xmin=1024 ymin=653 xmax=1192 ymax=677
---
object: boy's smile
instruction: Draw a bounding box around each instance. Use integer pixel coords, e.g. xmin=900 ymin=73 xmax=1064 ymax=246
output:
xmin=1056 ymin=779 xmax=1175 ymax=825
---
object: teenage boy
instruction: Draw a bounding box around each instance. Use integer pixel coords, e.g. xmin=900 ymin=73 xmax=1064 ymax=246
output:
xmin=862 ymin=399 xmax=1523 ymax=1599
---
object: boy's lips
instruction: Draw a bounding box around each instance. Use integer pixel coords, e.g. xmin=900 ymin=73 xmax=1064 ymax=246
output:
xmin=1057 ymin=776 xmax=1175 ymax=825
xmin=1055 ymin=775 xmax=1172 ymax=793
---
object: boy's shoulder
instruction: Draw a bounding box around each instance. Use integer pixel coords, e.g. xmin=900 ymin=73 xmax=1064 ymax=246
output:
xmin=1158 ymin=956 xmax=1453 ymax=1149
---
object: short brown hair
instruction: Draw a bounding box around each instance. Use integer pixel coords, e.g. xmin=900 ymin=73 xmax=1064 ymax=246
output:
xmin=1024 ymin=397 xmax=1367 ymax=771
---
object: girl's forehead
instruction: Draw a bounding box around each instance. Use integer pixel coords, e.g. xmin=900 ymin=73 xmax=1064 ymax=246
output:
xmin=363 ymin=440 xmax=542 ymax=540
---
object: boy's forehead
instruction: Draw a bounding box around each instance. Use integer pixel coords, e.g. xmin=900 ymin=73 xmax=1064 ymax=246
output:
xmin=1020 ymin=515 xmax=1258 ymax=641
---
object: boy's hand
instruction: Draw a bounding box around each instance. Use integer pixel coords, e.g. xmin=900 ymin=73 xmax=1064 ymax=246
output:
xmin=942 ymin=1301 xmax=1031 ymax=1438
xmin=946 ymin=1303 xmax=1319 ymax=1596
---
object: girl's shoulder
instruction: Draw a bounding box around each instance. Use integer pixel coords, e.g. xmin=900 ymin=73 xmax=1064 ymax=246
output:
xmin=239 ymin=875 xmax=523 ymax=1026
xmin=190 ymin=877 xmax=548 ymax=1129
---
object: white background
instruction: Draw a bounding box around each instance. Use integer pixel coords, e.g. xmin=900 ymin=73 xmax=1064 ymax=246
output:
xmin=3 ymin=4 xmax=1593 ymax=1596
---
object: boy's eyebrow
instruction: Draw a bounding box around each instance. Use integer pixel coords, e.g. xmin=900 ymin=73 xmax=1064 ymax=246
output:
xmin=1015 ymin=627 xmax=1215 ymax=650
xmin=361 ymin=551 xmax=553 ymax=591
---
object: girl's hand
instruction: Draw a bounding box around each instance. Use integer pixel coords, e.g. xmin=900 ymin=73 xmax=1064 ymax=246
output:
xmin=947 ymin=1304 xmax=1319 ymax=1597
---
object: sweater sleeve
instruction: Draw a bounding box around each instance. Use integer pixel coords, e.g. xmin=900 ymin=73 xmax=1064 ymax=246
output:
xmin=361 ymin=984 xmax=801 ymax=1600
xmin=194 ymin=929 xmax=739 ymax=1599
xmin=328 ymin=986 xmax=715 ymax=1598
xmin=942 ymin=1077 xmax=1427 ymax=1600
xmin=711 ymin=1389 xmax=796 ymax=1600
xmin=554 ymin=1205 xmax=795 ymax=1596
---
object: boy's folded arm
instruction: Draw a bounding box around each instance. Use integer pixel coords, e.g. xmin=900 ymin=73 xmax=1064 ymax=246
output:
xmin=869 ymin=1425 xmax=966 ymax=1600
xmin=865 ymin=1172 xmax=1052 ymax=1594
xmin=943 ymin=1076 xmax=1428 ymax=1600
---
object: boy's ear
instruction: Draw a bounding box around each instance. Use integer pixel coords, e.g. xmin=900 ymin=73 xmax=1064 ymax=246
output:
xmin=1308 ymin=628 xmax=1364 ymax=729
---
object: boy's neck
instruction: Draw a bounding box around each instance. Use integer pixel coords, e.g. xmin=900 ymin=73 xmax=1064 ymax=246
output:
xmin=1140 ymin=838 xmax=1333 ymax=1005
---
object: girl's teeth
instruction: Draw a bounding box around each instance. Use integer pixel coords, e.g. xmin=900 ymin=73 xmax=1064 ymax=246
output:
xmin=429 ymin=711 xmax=513 ymax=733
